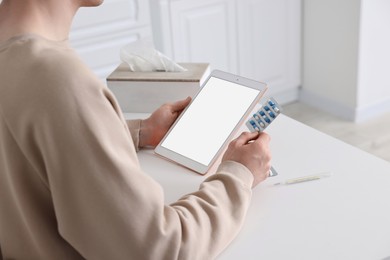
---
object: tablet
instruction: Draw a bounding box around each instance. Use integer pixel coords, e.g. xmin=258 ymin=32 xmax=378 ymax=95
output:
xmin=155 ymin=70 xmax=268 ymax=174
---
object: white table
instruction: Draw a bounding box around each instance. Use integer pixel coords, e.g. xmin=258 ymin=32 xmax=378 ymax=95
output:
xmin=125 ymin=113 xmax=390 ymax=260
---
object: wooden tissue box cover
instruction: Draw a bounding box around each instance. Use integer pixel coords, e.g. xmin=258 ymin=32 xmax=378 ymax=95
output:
xmin=106 ymin=63 xmax=210 ymax=113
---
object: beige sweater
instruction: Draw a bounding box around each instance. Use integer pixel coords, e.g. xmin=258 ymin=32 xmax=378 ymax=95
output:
xmin=0 ymin=34 xmax=254 ymax=260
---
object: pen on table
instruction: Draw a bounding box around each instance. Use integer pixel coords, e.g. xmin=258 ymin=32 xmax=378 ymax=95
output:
xmin=274 ymin=172 xmax=332 ymax=186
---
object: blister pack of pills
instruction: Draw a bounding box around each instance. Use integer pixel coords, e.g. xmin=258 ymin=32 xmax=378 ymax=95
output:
xmin=246 ymin=97 xmax=282 ymax=132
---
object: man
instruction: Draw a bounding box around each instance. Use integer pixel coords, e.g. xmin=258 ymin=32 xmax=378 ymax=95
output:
xmin=0 ymin=0 xmax=271 ymax=259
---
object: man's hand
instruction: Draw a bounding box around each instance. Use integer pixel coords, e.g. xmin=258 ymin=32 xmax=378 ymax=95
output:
xmin=222 ymin=131 xmax=271 ymax=188
xmin=139 ymin=97 xmax=191 ymax=148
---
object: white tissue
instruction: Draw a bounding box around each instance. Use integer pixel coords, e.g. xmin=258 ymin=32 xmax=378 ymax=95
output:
xmin=120 ymin=39 xmax=187 ymax=72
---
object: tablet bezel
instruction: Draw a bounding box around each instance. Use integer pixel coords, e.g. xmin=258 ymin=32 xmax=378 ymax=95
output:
xmin=154 ymin=70 xmax=268 ymax=174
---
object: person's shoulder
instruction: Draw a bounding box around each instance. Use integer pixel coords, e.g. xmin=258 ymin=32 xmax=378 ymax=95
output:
xmin=30 ymin=36 xmax=92 ymax=85
xmin=2 ymin=34 xmax=92 ymax=86
xmin=29 ymin=35 xmax=105 ymax=94
xmin=1 ymin=34 xmax=106 ymax=116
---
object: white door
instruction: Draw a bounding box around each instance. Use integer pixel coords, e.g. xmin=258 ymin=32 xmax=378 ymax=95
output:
xmin=237 ymin=0 xmax=301 ymax=100
xmin=150 ymin=0 xmax=301 ymax=103
xmin=157 ymin=0 xmax=239 ymax=73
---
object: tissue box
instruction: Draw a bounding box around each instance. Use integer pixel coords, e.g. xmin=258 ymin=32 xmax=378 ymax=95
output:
xmin=107 ymin=63 xmax=210 ymax=113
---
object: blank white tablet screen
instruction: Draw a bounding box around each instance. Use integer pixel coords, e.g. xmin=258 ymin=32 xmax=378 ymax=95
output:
xmin=160 ymin=76 xmax=260 ymax=166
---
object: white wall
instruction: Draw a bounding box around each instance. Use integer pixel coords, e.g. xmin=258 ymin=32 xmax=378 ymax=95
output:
xmin=357 ymin=0 xmax=390 ymax=120
xmin=302 ymin=0 xmax=390 ymax=122
xmin=301 ymin=0 xmax=361 ymax=120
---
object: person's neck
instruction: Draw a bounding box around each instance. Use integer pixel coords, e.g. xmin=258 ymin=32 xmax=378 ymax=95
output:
xmin=0 ymin=0 xmax=78 ymax=42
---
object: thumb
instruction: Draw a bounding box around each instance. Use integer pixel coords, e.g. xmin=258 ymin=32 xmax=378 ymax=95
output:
xmin=235 ymin=131 xmax=260 ymax=146
xmin=171 ymin=96 xmax=191 ymax=112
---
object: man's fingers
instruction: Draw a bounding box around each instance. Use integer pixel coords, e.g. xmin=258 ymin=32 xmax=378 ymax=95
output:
xmin=234 ymin=131 xmax=260 ymax=146
xmin=171 ymin=96 xmax=191 ymax=112
xmin=255 ymin=132 xmax=271 ymax=144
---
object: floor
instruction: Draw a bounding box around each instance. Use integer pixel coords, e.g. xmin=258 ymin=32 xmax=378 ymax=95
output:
xmin=282 ymin=102 xmax=390 ymax=162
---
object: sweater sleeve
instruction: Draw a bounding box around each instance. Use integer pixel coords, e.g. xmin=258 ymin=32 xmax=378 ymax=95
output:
xmin=16 ymin=63 xmax=254 ymax=260
xmin=126 ymin=119 xmax=141 ymax=151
